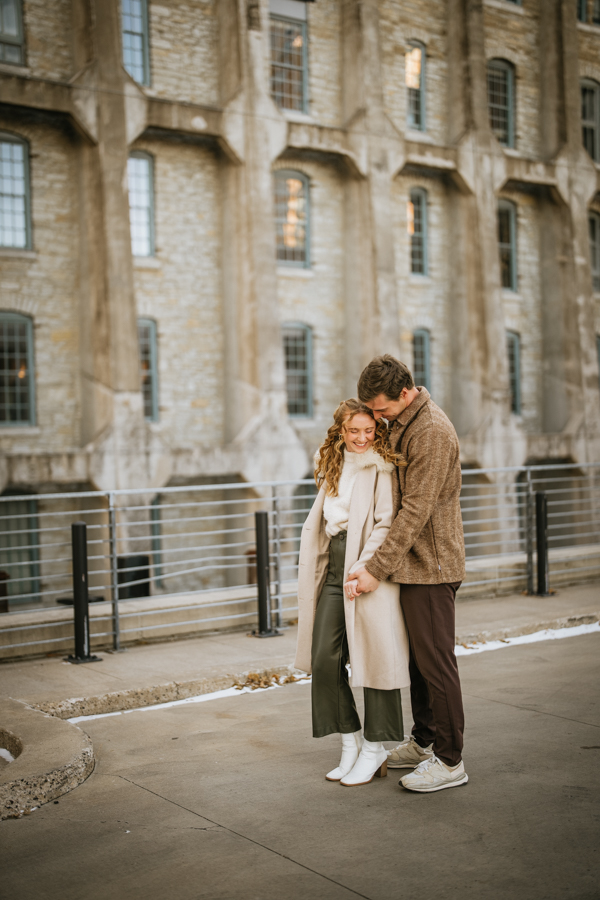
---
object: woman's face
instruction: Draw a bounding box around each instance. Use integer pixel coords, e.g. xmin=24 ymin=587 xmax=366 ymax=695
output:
xmin=343 ymin=412 xmax=376 ymax=454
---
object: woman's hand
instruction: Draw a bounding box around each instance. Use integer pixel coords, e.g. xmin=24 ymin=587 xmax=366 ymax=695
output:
xmin=344 ymin=579 xmax=359 ymax=600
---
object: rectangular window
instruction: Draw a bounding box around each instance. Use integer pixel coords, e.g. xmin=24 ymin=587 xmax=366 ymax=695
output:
xmin=0 ymin=139 xmax=30 ymax=249
xmin=0 ymin=0 xmax=24 ymax=65
xmin=128 ymin=153 xmax=154 ymax=257
xmin=275 ymin=171 xmax=309 ymax=266
xmin=283 ymin=324 xmax=312 ymax=417
xmin=578 ymin=0 xmax=588 ymax=20
xmin=413 ymin=329 xmax=431 ymax=393
xmin=121 ymin=0 xmax=150 ymax=86
xmin=138 ymin=318 xmax=158 ymax=421
xmin=270 ymin=16 xmax=307 ymax=112
xmin=408 ymin=189 xmax=428 ymax=275
xmin=582 ymin=83 xmax=599 ymax=161
xmin=0 ymin=496 xmax=40 ymax=606
xmin=406 ymin=43 xmax=425 ymax=131
xmin=594 ymin=0 xmax=600 ymax=23
xmin=488 ymin=61 xmax=514 ymax=147
xmin=507 ymin=331 xmax=521 ymax=414
xmin=498 ymin=202 xmax=517 ymax=291
xmin=0 ymin=313 xmax=35 ymax=426
xmin=590 ymin=213 xmax=600 ymax=292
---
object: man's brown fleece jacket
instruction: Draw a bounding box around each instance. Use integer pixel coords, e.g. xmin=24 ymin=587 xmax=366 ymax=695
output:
xmin=365 ymin=387 xmax=466 ymax=585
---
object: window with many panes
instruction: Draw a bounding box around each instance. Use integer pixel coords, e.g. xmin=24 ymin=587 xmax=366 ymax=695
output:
xmin=138 ymin=318 xmax=158 ymax=421
xmin=274 ymin=170 xmax=309 ymax=266
xmin=283 ymin=323 xmax=313 ymax=417
xmin=0 ymin=0 xmax=23 ymax=64
xmin=506 ymin=331 xmax=521 ymax=414
xmin=0 ymin=312 xmax=34 ymax=426
xmin=487 ymin=59 xmax=515 ymax=147
xmin=590 ymin=212 xmax=600 ymax=292
xmin=0 ymin=493 xmax=40 ymax=606
xmin=582 ymin=80 xmax=600 ymax=162
xmin=406 ymin=41 xmax=426 ymax=131
xmin=413 ymin=329 xmax=431 ymax=393
xmin=270 ymin=15 xmax=307 ymax=112
xmin=578 ymin=0 xmax=588 ymax=20
xmin=128 ymin=152 xmax=154 ymax=257
xmin=408 ymin=188 xmax=428 ymax=275
xmin=0 ymin=135 xmax=30 ymax=249
xmin=121 ymin=0 xmax=150 ymax=86
xmin=498 ymin=200 xmax=517 ymax=291
xmin=578 ymin=0 xmax=600 ymax=21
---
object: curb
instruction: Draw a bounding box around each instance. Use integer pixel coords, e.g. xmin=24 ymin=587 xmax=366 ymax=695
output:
xmin=456 ymin=612 xmax=599 ymax=647
xmin=0 ymin=696 xmax=94 ymax=820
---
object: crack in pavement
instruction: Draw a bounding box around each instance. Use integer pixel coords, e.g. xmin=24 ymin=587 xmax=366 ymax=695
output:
xmin=114 ymin=774 xmax=373 ymax=900
xmin=463 ymin=691 xmax=600 ymax=729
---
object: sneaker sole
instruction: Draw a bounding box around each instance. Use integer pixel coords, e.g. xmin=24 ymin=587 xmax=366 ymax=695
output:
xmin=387 ymin=760 xmax=427 ymax=769
xmin=400 ymin=774 xmax=469 ymax=793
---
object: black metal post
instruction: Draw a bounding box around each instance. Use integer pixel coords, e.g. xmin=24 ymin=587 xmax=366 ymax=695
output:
xmin=535 ymin=492 xmax=550 ymax=596
xmin=252 ymin=511 xmax=281 ymax=638
xmin=66 ymin=522 xmax=102 ymax=663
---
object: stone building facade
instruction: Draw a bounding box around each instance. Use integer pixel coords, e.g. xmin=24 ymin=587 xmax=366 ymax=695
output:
xmin=0 ymin=0 xmax=599 ymax=500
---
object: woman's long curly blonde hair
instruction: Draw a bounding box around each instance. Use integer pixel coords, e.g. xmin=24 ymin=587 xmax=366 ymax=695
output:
xmin=314 ymin=398 xmax=406 ymax=497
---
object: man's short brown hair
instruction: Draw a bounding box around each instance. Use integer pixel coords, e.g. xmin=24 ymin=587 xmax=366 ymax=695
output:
xmin=357 ymin=354 xmax=415 ymax=402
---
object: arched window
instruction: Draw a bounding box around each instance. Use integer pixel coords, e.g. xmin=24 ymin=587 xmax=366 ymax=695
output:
xmin=581 ymin=80 xmax=600 ymax=162
xmin=487 ymin=59 xmax=515 ymax=147
xmin=408 ymin=187 xmax=428 ymax=275
xmin=506 ymin=331 xmax=521 ymax=414
xmin=0 ymin=0 xmax=24 ymax=64
xmin=128 ymin=152 xmax=155 ymax=257
xmin=0 ymin=312 xmax=35 ymax=426
xmin=498 ymin=200 xmax=517 ymax=291
xmin=0 ymin=134 xmax=30 ymax=249
xmin=590 ymin=211 xmax=600 ymax=292
xmin=274 ymin=170 xmax=309 ymax=267
xmin=121 ymin=0 xmax=150 ymax=85
xmin=138 ymin=318 xmax=159 ymax=421
xmin=406 ymin=41 xmax=426 ymax=131
xmin=282 ymin=323 xmax=313 ymax=417
xmin=413 ymin=329 xmax=431 ymax=392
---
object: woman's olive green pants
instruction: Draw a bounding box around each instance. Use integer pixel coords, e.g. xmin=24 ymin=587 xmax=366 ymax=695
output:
xmin=311 ymin=532 xmax=404 ymax=743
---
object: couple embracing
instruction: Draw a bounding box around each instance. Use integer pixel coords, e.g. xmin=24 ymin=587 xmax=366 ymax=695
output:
xmin=295 ymin=354 xmax=467 ymax=794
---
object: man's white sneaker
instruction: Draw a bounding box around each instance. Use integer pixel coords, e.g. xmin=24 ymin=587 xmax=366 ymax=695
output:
xmin=399 ymin=755 xmax=468 ymax=793
xmin=386 ymin=735 xmax=433 ymax=769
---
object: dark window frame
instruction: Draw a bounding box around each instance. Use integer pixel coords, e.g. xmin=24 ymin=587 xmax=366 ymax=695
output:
xmin=138 ymin=317 xmax=159 ymax=422
xmin=409 ymin=187 xmax=428 ymax=276
xmin=406 ymin=40 xmax=426 ymax=132
xmin=413 ymin=328 xmax=431 ymax=393
xmin=487 ymin=58 xmax=516 ymax=148
xmin=498 ymin=199 xmax=518 ymax=292
xmin=274 ymin=169 xmax=310 ymax=268
xmin=506 ymin=330 xmax=522 ymax=415
xmin=0 ymin=311 xmax=36 ymax=427
xmin=0 ymin=132 xmax=32 ymax=250
xmin=283 ymin=322 xmax=313 ymax=418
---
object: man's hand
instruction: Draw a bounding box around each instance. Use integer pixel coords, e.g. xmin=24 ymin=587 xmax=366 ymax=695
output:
xmin=345 ymin=567 xmax=380 ymax=598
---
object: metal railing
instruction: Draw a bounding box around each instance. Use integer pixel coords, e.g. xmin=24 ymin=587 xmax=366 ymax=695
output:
xmin=0 ymin=461 xmax=599 ymax=658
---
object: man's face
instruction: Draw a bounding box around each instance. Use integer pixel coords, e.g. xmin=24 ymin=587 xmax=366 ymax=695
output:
xmin=364 ymin=391 xmax=409 ymax=422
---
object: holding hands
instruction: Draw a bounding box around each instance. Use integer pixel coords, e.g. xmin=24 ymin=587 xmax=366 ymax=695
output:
xmin=344 ymin=567 xmax=380 ymax=599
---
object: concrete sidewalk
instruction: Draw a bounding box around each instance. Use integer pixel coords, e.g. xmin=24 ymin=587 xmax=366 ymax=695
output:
xmin=2 ymin=630 xmax=600 ymax=900
xmin=1 ymin=582 xmax=598 ymax=718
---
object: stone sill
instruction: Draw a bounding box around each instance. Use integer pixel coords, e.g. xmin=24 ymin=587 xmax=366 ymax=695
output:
xmin=277 ymin=266 xmax=314 ymax=278
xmin=502 ymin=289 xmax=522 ymax=300
xmin=408 ymin=275 xmax=433 ymax=286
xmin=0 ymin=426 xmax=40 ymax=437
xmin=577 ymin=21 xmax=600 ymax=34
xmin=484 ymin=0 xmax=525 ymax=14
xmin=0 ymin=62 xmax=30 ymax=76
xmin=0 ymin=248 xmax=36 ymax=260
xmin=282 ymin=109 xmax=314 ymax=125
xmin=134 ymin=256 xmax=161 ymax=269
xmin=405 ymin=130 xmax=434 ymax=144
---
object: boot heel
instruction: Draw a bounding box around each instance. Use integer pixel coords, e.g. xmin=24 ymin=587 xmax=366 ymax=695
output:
xmin=374 ymin=759 xmax=387 ymax=778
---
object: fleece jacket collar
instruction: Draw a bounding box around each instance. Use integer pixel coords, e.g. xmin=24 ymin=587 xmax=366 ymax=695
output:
xmin=391 ymin=387 xmax=430 ymax=438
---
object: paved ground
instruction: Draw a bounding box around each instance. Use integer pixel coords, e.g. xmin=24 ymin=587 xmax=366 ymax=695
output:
xmin=2 ymin=630 xmax=599 ymax=900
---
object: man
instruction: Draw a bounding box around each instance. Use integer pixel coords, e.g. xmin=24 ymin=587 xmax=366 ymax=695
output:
xmin=347 ymin=354 xmax=467 ymax=793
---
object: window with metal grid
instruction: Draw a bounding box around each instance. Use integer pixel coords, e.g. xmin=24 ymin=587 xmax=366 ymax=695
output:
xmin=594 ymin=0 xmax=600 ymax=22
xmin=498 ymin=200 xmax=517 ymax=291
xmin=0 ymin=0 xmax=23 ymax=64
xmin=408 ymin=188 xmax=428 ymax=275
xmin=0 ymin=494 xmax=40 ymax=605
xmin=283 ymin=324 xmax=313 ymax=417
xmin=0 ymin=136 xmax=30 ymax=249
xmin=582 ymin=80 xmax=600 ymax=162
xmin=413 ymin=329 xmax=431 ymax=393
xmin=274 ymin=170 xmax=309 ymax=266
xmin=506 ymin=331 xmax=521 ymax=414
xmin=270 ymin=16 xmax=307 ymax=112
xmin=0 ymin=312 xmax=34 ymax=426
xmin=578 ymin=0 xmax=588 ymax=20
xmin=138 ymin=318 xmax=159 ymax=421
xmin=128 ymin=153 xmax=154 ymax=257
xmin=406 ymin=41 xmax=425 ymax=131
xmin=121 ymin=0 xmax=150 ymax=85
xmin=487 ymin=59 xmax=515 ymax=147
xmin=590 ymin=212 xmax=600 ymax=292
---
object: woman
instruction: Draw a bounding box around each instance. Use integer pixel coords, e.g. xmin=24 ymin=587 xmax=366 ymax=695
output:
xmin=295 ymin=399 xmax=410 ymax=786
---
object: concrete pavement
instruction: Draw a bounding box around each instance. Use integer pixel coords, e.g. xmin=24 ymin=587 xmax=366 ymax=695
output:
xmin=2 ymin=630 xmax=599 ymax=900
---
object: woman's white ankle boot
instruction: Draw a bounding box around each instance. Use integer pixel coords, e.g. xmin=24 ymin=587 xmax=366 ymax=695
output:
xmin=340 ymin=739 xmax=388 ymax=786
xmin=326 ymin=731 xmax=363 ymax=781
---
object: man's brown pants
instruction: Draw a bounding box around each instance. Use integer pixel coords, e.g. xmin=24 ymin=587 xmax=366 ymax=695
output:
xmin=399 ymin=582 xmax=464 ymax=767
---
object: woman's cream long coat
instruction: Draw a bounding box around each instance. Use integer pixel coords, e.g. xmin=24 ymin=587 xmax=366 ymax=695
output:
xmin=294 ymin=465 xmax=410 ymax=691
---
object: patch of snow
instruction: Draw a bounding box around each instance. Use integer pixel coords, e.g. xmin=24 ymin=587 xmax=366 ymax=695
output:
xmin=455 ymin=621 xmax=600 ymax=655
xmin=0 ymin=748 xmax=15 ymax=763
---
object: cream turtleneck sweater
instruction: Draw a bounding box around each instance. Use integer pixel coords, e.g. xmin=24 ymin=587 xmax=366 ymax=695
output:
xmin=322 ymin=446 xmax=395 ymax=538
